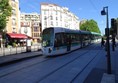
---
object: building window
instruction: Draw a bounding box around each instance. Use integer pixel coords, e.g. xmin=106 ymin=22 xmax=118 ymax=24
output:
xmin=34 ymin=27 xmax=38 ymax=32
xmin=12 ymin=9 xmax=16 ymax=16
xmin=50 ymin=16 xmax=53 ymax=20
xmin=40 ymin=27 xmax=42 ymax=32
xmin=44 ymin=10 xmax=46 ymax=15
xmin=11 ymin=2 xmax=16 ymax=7
xmin=36 ymin=33 xmax=39 ymax=37
xmin=60 ymin=15 xmax=62 ymax=21
xmin=12 ymin=0 xmax=15 ymax=2
xmin=56 ymin=11 xmax=58 ymax=15
xmin=56 ymin=22 xmax=58 ymax=26
xmin=36 ymin=23 xmax=39 ymax=26
xmin=44 ymin=21 xmax=47 ymax=26
xmin=33 ymin=23 xmax=39 ymax=26
xmin=33 ymin=33 xmax=39 ymax=37
xmin=44 ymin=16 xmax=47 ymax=20
xmin=12 ymin=18 xmax=16 ymax=25
xmin=21 ymin=16 xmax=24 ymax=20
xmin=56 ymin=17 xmax=58 ymax=20
xmin=33 ymin=33 xmax=35 ymax=37
xmin=12 ymin=27 xmax=16 ymax=33
xmin=51 ymin=21 xmax=53 ymax=26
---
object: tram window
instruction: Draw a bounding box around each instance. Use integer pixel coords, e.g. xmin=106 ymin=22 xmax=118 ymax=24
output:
xmin=75 ymin=34 xmax=80 ymax=41
xmin=54 ymin=33 xmax=65 ymax=47
xmin=71 ymin=34 xmax=75 ymax=43
xmin=42 ymin=28 xmax=54 ymax=47
xmin=84 ymin=35 xmax=89 ymax=40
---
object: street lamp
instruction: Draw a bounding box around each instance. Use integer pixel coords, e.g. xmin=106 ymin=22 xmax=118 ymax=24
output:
xmin=101 ymin=6 xmax=112 ymax=74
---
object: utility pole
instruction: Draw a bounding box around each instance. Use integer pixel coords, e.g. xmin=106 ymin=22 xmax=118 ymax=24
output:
xmin=101 ymin=6 xmax=112 ymax=74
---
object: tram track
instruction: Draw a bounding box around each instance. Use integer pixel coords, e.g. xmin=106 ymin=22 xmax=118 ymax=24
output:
xmin=37 ymin=51 xmax=89 ymax=82
xmin=37 ymin=44 xmax=99 ymax=83
xmin=0 ymin=44 xmax=100 ymax=83
xmin=0 ymin=48 xmax=88 ymax=79
xmin=70 ymin=50 xmax=100 ymax=83
xmin=0 ymin=48 xmax=85 ymax=78
xmin=0 ymin=55 xmax=50 ymax=78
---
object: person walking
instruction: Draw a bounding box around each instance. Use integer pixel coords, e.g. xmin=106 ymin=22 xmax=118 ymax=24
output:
xmin=101 ymin=37 xmax=105 ymax=47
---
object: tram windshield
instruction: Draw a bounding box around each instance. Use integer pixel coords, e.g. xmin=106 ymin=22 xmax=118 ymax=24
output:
xmin=42 ymin=28 xmax=54 ymax=47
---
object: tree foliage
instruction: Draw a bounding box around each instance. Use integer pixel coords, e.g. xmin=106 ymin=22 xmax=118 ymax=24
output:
xmin=80 ymin=19 xmax=101 ymax=33
xmin=0 ymin=0 xmax=12 ymax=31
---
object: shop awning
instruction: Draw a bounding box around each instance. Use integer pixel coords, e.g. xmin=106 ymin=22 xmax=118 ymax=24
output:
xmin=7 ymin=33 xmax=28 ymax=39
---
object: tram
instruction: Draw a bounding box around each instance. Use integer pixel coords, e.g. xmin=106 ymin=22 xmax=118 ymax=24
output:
xmin=42 ymin=27 xmax=101 ymax=56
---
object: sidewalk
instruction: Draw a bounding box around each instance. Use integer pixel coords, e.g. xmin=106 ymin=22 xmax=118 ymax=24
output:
xmin=84 ymin=44 xmax=118 ymax=83
xmin=0 ymin=51 xmax=42 ymax=67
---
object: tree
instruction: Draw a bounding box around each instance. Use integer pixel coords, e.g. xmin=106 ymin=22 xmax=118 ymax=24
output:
xmin=0 ymin=0 xmax=12 ymax=31
xmin=80 ymin=19 xmax=101 ymax=33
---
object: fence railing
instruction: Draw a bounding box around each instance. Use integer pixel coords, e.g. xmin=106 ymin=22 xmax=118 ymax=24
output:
xmin=0 ymin=44 xmax=41 ymax=56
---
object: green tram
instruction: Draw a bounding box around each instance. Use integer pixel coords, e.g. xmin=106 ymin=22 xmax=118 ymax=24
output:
xmin=42 ymin=27 xmax=101 ymax=56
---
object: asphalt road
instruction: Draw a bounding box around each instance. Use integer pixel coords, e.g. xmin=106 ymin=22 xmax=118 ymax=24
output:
xmin=0 ymin=43 xmax=106 ymax=83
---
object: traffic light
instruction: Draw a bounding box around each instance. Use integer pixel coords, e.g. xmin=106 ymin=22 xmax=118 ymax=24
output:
xmin=111 ymin=18 xmax=115 ymax=28
xmin=110 ymin=28 xmax=113 ymax=35
xmin=111 ymin=18 xmax=117 ymax=34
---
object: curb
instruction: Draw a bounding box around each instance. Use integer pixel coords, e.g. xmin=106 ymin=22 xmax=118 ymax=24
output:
xmin=0 ymin=54 xmax=42 ymax=67
xmin=101 ymin=73 xmax=115 ymax=83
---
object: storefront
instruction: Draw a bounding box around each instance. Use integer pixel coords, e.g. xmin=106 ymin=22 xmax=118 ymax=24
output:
xmin=6 ymin=33 xmax=28 ymax=47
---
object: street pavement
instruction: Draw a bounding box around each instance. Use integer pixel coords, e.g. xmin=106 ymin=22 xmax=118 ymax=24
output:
xmin=83 ymin=43 xmax=118 ymax=83
xmin=0 ymin=51 xmax=42 ymax=67
xmin=0 ymin=43 xmax=118 ymax=83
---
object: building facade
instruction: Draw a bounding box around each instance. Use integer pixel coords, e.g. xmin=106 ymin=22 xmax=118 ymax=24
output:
xmin=6 ymin=0 xmax=20 ymax=33
xmin=40 ymin=3 xmax=80 ymax=30
xmin=79 ymin=19 xmax=87 ymax=26
xmin=20 ymin=13 xmax=41 ymax=43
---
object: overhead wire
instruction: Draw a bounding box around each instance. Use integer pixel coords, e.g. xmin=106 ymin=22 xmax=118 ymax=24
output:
xmin=88 ymin=0 xmax=105 ymax=34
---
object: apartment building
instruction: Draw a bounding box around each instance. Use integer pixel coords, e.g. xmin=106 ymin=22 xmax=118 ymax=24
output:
xmin=6 ymin=0 xmax=20 ymax=33
xmin=20 ymin=13 xmax=41 ymax=43
xmin=40 ymin=3 xmax=80 ymax=30
xmin=79 ymin=19 xmax=87 ymax=26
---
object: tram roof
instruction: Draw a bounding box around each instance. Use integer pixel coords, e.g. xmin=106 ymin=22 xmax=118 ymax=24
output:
xmin=91 ymin=32 xmax=101 ymax=36
xmin=79 ymin=30 xmax=91 ymax=34
xmin=44 ymin=27 xmax=101 ymax=35
xmin=53 ymin=27 xmax=81 ymax=34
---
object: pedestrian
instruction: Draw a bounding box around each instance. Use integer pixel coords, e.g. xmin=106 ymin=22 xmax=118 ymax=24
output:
xmin=101 ymin=37 xmax=105 ymax=47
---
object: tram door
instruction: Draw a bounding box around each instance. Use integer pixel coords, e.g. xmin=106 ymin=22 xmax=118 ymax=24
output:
xmin=67 ymin=34 xmax=71 ymax=51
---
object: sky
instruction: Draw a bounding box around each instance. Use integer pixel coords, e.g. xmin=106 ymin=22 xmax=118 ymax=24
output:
xmin=19 ymin=0 xmax=118 ymax=34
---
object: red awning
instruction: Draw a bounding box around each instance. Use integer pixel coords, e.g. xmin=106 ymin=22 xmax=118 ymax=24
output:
xmin=7 ymin=33 xmax=28 ymax=39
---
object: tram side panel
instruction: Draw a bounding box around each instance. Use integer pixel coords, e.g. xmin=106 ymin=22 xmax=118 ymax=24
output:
xmin=53 ymin=33 xmax=67 ymax=55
